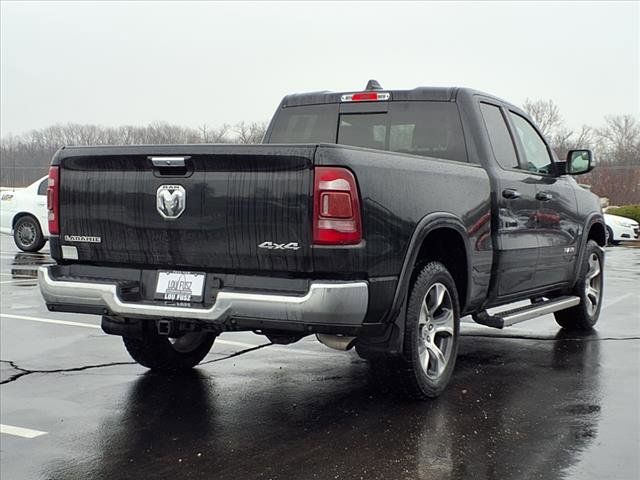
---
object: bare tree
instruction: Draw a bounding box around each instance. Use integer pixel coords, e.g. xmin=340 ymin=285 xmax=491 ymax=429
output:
xmin=523 ymin=98 xmax=563 ymax=139
xmin=551 ymin=125 xmax=594 ymax=159
xmin=233 ymin=121 xmax=267 ymax=144
xmin=571 ymin=125 xmax=594 ymax=149
xmin=198 ymin=123 xmax=230 ymax=143
xmin=594 ymin=115 xmax=640 ymax=165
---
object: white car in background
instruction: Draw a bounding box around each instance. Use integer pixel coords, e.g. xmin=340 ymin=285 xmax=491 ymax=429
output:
xmin=604 ymin=213 xmax=639 ymax=245
xmin=0 ymin=175 xmax=49 ymax=252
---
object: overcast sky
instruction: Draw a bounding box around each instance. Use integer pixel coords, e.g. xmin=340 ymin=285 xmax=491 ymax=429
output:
xmin=1 ymin=1 xmax=638 ymax=136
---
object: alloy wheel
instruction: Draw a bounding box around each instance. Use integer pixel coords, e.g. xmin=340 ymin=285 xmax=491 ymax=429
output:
xmin=584 ymin=252 xmax=602 ymax=316
xmin=417 ymin=283 xmax=455 ymax=380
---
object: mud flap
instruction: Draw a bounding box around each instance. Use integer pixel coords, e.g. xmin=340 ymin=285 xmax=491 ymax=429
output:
xmin=101 ymin=316 xmax=144 ymax=339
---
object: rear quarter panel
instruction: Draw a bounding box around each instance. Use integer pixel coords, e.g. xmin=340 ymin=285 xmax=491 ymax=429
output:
xmin=313 ymin=145 xmax=493 ymax=303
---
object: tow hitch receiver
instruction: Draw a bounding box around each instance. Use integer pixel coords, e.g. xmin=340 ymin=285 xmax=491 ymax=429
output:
xmin=156 ymin=319 xmax=173 ymax=336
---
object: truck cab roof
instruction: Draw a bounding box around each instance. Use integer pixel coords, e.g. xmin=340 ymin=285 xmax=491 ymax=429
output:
xmin=280 ymin=85 xmax=516 ymax=110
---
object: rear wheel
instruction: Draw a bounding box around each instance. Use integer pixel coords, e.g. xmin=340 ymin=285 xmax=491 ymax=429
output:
xmin=554 ymin=240 xmax=604 ymax=331
xmin=123 ymin=329 xmax=216 ymax=371
xmin=393 ymin=262 xmax=461 ymax=399
xmin=13 ymin=216 xmax=46 ymax=252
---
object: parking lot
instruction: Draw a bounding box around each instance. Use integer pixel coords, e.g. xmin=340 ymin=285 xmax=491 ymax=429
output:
xmin=0 ymin=234 xmax=638 ymax=480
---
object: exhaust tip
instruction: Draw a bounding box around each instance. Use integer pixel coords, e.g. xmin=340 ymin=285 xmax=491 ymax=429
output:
xmin=316 ymin=334 xmax=357 ymax=351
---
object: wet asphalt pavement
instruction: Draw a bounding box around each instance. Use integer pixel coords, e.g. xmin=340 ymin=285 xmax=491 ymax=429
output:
xmin=0 ymin=235 xmax=638 ymax=480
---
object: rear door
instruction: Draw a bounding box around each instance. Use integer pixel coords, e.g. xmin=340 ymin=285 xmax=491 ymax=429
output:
xmin=479 ymin=102 xmax=540 ymax=297
xmin=506 ymin=111 xmax=580 ymax=287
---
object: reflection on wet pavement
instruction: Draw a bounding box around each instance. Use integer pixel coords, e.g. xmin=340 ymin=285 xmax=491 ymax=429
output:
xmin=40 ymin=332 xmax=618 ymax=480
xmin=9 ymin=252 xmax=52 ymax=284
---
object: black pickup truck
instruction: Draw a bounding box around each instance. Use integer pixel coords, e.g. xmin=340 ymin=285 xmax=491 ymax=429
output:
xmin=39 ymin=81 xmax=605 ymax=398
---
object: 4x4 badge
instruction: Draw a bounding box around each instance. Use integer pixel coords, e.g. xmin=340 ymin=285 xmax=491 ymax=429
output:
xmin=258 ymin=241 xmax=300 ymax=251
xmin=157 ymin=185 xmax=185 ymax=219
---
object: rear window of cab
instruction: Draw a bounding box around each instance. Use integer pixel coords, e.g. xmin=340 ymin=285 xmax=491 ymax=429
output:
xmin=268 ymin=101 xmax=468 ymax=163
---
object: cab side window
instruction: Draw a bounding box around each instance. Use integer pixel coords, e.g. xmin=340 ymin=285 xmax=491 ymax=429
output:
xmin=479 ymin=103 xmax=519 ymax=170
xmin=509 ymin=113 xmax=554 ymax=174
xmin=37 ymin=179 xmax=48 ymax=196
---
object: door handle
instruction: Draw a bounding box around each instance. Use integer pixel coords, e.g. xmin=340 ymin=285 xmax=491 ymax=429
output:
xmin=502 ymin=188 xmax=521 ymax=200
xmin=149 ymin=156 xmax=188 ymax=167
xmin=536 ymin=191 xmax=553 ymax=201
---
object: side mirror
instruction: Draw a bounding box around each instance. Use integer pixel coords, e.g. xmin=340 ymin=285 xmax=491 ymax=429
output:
xmin=566 ymin=149 xmax=593 ymax=175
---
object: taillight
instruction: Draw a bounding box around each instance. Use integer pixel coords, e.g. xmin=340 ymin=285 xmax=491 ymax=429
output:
xmin=313 ymin=167 xmax=362 ymax=245
xmin=47 ymin=166 xmax=59 ymax=235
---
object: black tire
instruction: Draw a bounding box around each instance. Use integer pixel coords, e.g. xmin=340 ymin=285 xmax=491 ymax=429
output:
xmin=554 ymin=240 xmax=604 ymax=331
xmin=13 ymin=215 xmax=46 ymax=252
xmin=606 ymin=226 xmax=619 ymax=246
xmin=395 ymin=261 xmax=461 ymax=399
xmin=123 ymin=329 xmax=217 ymax=371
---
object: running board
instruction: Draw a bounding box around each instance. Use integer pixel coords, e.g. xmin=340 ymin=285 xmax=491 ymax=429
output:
xmin=472 ymin=296 xmax=581 ymax=329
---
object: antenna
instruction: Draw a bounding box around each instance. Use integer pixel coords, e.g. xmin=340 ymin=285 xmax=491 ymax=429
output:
xmin=365 ymin=79 xmax=383 ymax=91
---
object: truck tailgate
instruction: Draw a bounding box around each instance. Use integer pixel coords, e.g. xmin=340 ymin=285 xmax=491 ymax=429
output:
xmin=56 ymin=145 xmax=315 ymax=274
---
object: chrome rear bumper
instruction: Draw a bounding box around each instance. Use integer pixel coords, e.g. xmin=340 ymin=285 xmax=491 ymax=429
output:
xmin=38 ymin=267 xmax=368 ymax=326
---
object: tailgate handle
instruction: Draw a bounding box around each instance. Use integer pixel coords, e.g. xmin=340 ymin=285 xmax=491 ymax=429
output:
xmin=149 ymin=156 xmax=189 ymax=167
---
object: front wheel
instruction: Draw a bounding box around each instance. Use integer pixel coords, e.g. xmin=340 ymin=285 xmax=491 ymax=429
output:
xmin=606 ymin=226 xmax=619 ymax=246
xmin=123 ymin=329 xmax=216 ymax=371
xmin=13 ymin=216 xmax=46 ymax=252
xmin=554 ymin=240 xmax=604 ymax=331
xmin=395 ymin=261 xmax=461 ymax=399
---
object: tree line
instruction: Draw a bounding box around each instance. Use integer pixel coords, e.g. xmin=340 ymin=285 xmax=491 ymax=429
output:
xmin=0 ymin=121 xmax=267 ymax=187
xmin=1 ymin=102 xmax=638 ymax=204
